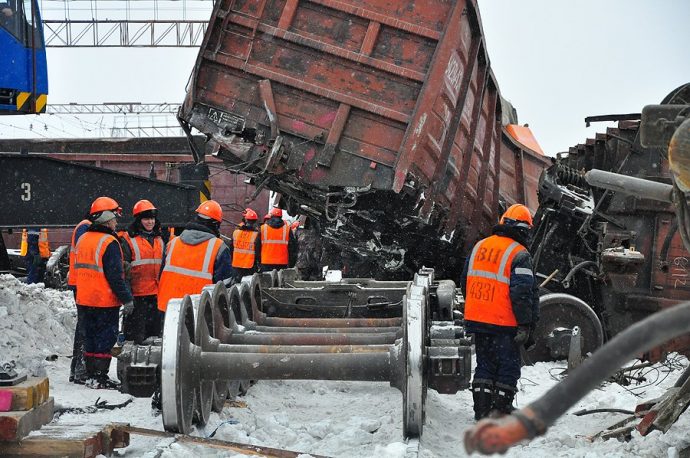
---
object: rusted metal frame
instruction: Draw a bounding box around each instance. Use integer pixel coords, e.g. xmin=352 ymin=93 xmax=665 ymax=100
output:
xmin=242 ymin=0 xmax=270 ymax=69
xmin=212 ymin=0 xmax=239 ymax=55
xmin=360 ymin=21 xmax=381 ymax=56
xmin=443 ymin=55 xmax=489 ymax=234
xmin=513 ymin=142 xmax=527 ymax=204
xmin=227 ymin=14 xmax=425 ymax=82
xmin=318 ymin=103 xmax=351 ymax=166
xmin=307 ymin=0 xmax=440 ymax=40
xmin=392 ymin=0 xmax=467 ymax=193
xmin=45 ymin=154 xmax=193 ymax=162
xmin=251 ymin=325 xmax=401 ymax=333
xmin=204 ymin=51 xmax=410 ymax=123
xmin=258 ymin=80 xmax=280 ymax=140
xmin=277 ymin=0 xmax=300 ymax=29
xmin=420 ymin=34 xmax=481 ymax=217
xmin=467 ymin=96 xmax=500 ymax=243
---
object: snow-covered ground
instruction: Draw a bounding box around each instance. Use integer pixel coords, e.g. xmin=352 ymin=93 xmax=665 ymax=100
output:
xmin=2 ymin=275 xmax=689 ymax=457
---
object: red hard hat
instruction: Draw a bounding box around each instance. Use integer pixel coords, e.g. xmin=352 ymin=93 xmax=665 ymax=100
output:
xmin=90 ymin=196 xmax=122 ymax=216
xmin=133 ymin=199 xmax=157 ymax=216
xmin=196 ymin=200 xmax=223 ymax=223
xmin=291 ymin=221 xmax=300 ymax=230
xmin=269 ymin=207 xmax=283 ymax=218
xmin=243 ymin=208 xmax=258 ymax=220
xmin=499 ymin=204 xmax=533 ymax=228
xmin=263 ymin=214 xmax=270 ymax=221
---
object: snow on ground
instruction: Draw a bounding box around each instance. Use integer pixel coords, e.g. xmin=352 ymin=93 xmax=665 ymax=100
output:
xmin=3 ymin=277 xmax=690 ymax=457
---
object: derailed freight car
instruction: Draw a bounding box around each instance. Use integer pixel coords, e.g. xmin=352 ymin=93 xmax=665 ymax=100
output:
xmin=179 ymin=0 xmax=550 ymax=278
xmin=527 ymin=84 xmax=690 ymax=363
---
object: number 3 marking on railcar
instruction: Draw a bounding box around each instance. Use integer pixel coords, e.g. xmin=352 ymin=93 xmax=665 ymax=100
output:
xmin=20 ymin=182 xmax=31 ymax=201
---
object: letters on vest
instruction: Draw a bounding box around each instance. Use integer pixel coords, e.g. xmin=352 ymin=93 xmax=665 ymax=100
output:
xmin=157 ymin=236 xmax=222 ymax=312
xmin=232 ymin=228 xmax=258 ymax=269
xmin=122 ymin=233 xmax=164 ymax=296
xmin=260 ymin=223 xmax=289 ymax=265
xmin=464 ymin=235 xmax=526 ymax=327
xmin=74 ymin=232 xmax=122 ymax=307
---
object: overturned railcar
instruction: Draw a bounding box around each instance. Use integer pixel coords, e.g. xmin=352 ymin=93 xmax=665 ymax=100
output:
xmin=528 ymin=83 xmax=690 ymax=362
xmin=179 ymin=0 xmax=549 ymax=278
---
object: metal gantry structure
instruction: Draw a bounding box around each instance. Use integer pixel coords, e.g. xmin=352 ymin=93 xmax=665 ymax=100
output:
xmin=41 ymin=0 xmax=213 ymax=47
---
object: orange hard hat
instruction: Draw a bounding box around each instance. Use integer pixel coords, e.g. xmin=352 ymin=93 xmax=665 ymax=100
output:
xmin=269 ymin=207 xmax=283 ymax=218
xmin=196 ymin=200 xmax=223 ymax=223
xmin=499 ymin=204 xmax=533 ymax=228
xmin=133 ymin=199 xmax=157 ymax=216
xmin=90 ymin=196 xmax=122 ymax=216
xmin=243 ymin=208 xmax=258 ymax=220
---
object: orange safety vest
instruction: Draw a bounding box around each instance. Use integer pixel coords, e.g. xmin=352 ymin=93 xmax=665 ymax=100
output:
xmin=68 ymin=220 xmax=92 ymax=286
xmin=157 ymin=236 xmax=223 ymax=312
xmin=232 ymin=228 xmax=258 ymax=269
xmin=19 ymin=229 xmax=51 ymax=258
xmin=121 ymin=233 xmax=164 ymax=296
xmin=74 ymin=232 xmax=123 ymax=307
xmin=464 ymin=235 xmax=527 ymax=327
xmin=260 ymin=223 xmax=289 ymax=265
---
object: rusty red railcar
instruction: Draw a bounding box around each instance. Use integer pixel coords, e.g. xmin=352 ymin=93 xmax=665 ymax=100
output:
xmin=180 ymin=0 xmax=550 ymax=278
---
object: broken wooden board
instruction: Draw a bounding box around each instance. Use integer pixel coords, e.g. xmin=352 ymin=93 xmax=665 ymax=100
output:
xmin=0 ymin=397 xmax=54 ymax=441
xmin=0 ymin=424 xmax=129 ymax=458
xmin=112 ymin=423 xmax=331 ymax=458
xmin=0 ymin=377 xmax=50 ymax=411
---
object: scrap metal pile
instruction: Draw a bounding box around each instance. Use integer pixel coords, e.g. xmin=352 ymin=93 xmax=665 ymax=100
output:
xmin=117 ymin=268 xmax=471 ymax=440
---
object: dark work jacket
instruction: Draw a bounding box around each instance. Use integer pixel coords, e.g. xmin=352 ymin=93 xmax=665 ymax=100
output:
xmin=85 ymin=224 xmax=133 ymax=304
xmin=460 ymin=223 xmax=540 ymax=335
xmin=262 ymin=216 xmax=298 ymax=268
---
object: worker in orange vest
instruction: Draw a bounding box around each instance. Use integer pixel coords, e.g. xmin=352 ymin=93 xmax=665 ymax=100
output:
xmin=229 ymin=208 xmax=261 ymax=283
xmin=157 ymin=200 xmax=234 ymax=314
xmin=19 ymin=228 xmax=50 ymax=284
xmin=67 ymin=215 xmax=92 ymax=384
xmin=259 ymin=207 xmax=297 ymax=271
xmin=461 ymin=203 xmax=539 ymax=420
xmin=74 ymin=196 xmax=133 ymax=389
xmin=120 ymin=199 xmax=165 ymax=342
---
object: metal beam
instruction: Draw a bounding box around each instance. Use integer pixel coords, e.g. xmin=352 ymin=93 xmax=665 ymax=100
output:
xmin=43 ymin=19 xmax=207 ymax=47
xmin=46 ymin=102 xmax=181 ymax=114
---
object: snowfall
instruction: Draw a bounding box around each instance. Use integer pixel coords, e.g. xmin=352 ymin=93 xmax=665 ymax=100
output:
xmin=1 ymin=274 xmax=689 ymax=458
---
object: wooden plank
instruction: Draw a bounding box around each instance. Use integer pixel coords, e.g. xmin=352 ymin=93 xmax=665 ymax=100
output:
xmin=0 ymin=377 xmax=50 ymax=411
xmin=112 ymin=423 xmax=330 ymax=458
xmin=0 ymin=397 xmax=54 ymax=441
xmin=0 ymin=424 xmax=129 ymax=458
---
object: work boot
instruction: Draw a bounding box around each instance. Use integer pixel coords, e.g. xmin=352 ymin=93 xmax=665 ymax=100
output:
xmin=471 ymin=379 xmax=494 ymax=421
xmin=85 ymin=357 xmax=120 ymax=390
xmin=492 ymin=383 xmax=518 ymax=415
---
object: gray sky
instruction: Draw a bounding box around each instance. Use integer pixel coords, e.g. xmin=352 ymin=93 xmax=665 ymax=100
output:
xmin=3 ymin=0 xmax=689 ymax=156
xmin=477 ymin=0 xmax=690 ymax=155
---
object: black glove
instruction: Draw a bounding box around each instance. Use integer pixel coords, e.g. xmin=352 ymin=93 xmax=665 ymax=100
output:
xmin=33 ymin=254 xmax=43 ymax=267
xmin=122 ymin=301 xmax=135 ymax=317
xmin=514 ymin=325 xmax=530 ymax=346
xmin=524 ymin=324 xmax=537 ymax=351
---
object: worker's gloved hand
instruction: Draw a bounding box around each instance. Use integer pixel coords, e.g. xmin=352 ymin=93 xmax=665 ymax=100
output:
xmin=524 ymin=324 xmax=537 ymax=351
xmin=122 ymin=301 xmax=135 ymax=317
xmin=32 ymin=254 xmax=43 ymax=267
xmin=514 ymin=325 xmax=531 ymax=346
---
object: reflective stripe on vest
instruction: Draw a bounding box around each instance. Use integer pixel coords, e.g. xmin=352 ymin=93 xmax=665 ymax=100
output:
xmin=68 ymin=220 xmax=92 ymax=286
xmin=232 ymin=228 xmax=258 ymax=269
xmin=122 ymin=233 xmax=164 ymax=296
xmin=75 ymin=232 xmax=122 ymax=307
xmin=260 ymin=223 xmax=289 ymax=265
xmin=463 ymin=235 xmax=526 ymax=327
xmin=157 ymin=236 xmax=222 ymax=312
